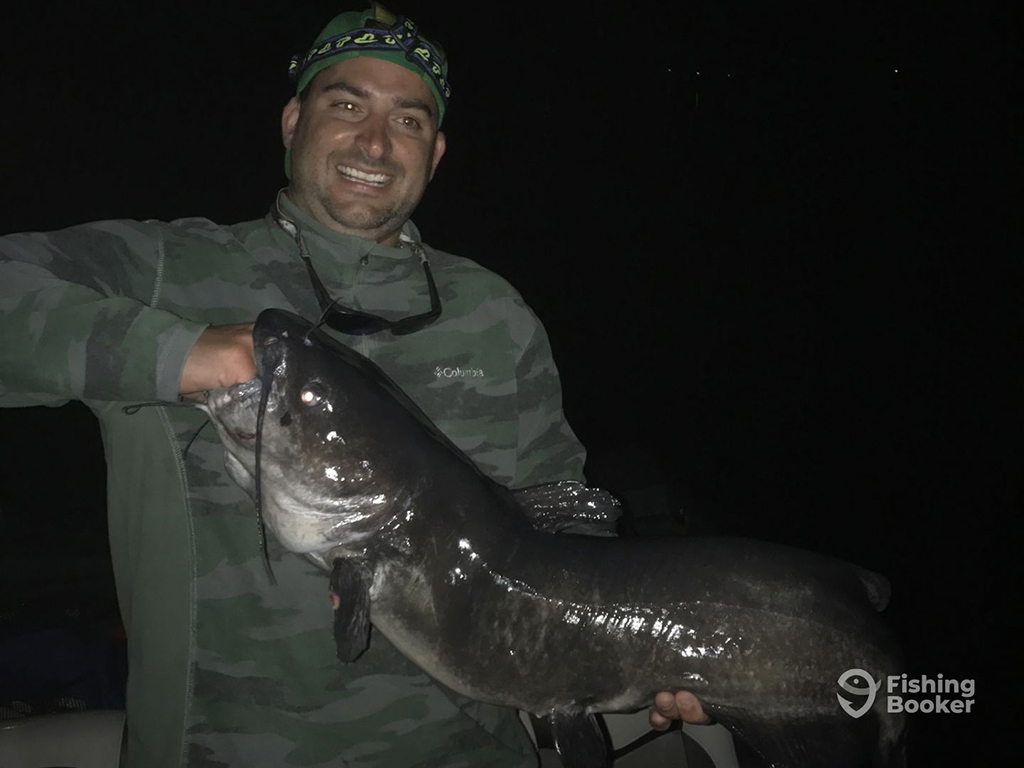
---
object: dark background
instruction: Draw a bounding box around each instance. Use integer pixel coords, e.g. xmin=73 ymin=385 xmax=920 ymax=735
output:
xmin=0 ymin=1 xmax=1018 ymax=763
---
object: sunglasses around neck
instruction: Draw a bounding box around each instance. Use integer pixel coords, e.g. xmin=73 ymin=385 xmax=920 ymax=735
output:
xmin=300 ymin=243 xmax=441 ymax=336
xmin=273 ymin=196 xmax=442 ymax=336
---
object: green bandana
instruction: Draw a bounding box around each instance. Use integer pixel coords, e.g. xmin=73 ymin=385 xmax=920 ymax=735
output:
xmin=284 ymin=3 xmax=450 ymax=178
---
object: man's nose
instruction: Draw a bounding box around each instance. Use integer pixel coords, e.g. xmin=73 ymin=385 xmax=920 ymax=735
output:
xmin=355 ymin=113 xmax=391 ymax=159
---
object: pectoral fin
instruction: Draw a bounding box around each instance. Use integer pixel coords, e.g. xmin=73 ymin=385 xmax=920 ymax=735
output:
xmin=514 ymin=481 xmax=622 ymax=535
xmin=328 ymin=558 xmax=371 ymax=662
xmin=549 ymin=711 xmax=610 ymax=768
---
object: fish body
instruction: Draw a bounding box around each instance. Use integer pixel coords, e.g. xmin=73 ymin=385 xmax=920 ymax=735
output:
xmin=201 ymin=309 xmax=906 ymax=768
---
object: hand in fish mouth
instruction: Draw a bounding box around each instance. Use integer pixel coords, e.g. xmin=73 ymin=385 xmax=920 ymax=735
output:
xmin=198 ymin=378 xmax=266 ymax=451
xmin=178 ymin=322 xmax=257 ymax=397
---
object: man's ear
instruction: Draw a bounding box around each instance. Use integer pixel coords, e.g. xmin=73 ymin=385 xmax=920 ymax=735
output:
xmin=282 ymin=96 xmax=302 ymax=149
xmin=429 ymin=131 xmax=447 ymax=181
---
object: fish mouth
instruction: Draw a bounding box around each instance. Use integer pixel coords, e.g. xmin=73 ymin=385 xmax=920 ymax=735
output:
xmin=205 ymin=379 xmax=261 ymax=412
xmin=203 ymin=377 xmax=263 ymax=445
xmin=228 ymin=378 xmax=262 ymax=404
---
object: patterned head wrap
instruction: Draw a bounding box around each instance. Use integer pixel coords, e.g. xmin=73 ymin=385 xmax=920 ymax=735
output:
xmin=284 ymin=4 xmax=450 ymax=177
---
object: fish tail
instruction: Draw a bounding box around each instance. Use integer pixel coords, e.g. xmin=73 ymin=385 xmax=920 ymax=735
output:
xmin=874 ymin=707 xmax=908 ymax=768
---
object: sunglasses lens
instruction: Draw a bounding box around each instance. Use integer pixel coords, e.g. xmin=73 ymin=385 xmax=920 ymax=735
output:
xmin=323 ymin=312 xmax=389 ymax=335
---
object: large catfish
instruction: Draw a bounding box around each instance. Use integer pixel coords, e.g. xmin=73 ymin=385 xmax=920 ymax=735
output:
xmin=200 ymin=309 xmax=906 ymax=768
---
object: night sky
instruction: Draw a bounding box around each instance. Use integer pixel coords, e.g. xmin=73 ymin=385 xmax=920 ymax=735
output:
xmin=0 ymin=1 xmax=1017 ymax=762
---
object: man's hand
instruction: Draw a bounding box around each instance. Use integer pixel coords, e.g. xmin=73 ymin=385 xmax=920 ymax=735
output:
xmin=179 ymin=323 xmax=256 ymax=397
xmin=650 ymin=690 xmax=710 ymax=731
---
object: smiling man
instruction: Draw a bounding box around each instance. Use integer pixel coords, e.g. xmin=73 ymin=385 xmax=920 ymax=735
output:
xmin=283 ymin=56 xmax=446 ymax=244
xmin=0 ymin=5 xmax=704 ymax=767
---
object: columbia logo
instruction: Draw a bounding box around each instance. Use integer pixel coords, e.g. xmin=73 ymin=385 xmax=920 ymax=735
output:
xmin=434 ymin=365 xmax=484 ymax=379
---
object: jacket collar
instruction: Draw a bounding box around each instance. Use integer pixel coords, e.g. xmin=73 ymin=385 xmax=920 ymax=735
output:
xmin=272 ymin=190 xmax=423 ymax=266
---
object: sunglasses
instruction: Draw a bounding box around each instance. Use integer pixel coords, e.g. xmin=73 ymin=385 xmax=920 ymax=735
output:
xmin=300 ymin=242 xmax=441 ymax=336
xmin=274 ymin=193 xmax=441 ymax=336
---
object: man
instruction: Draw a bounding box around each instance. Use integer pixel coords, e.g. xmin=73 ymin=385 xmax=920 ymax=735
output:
xmin=0 ymin=5 xmax=705 ymax=766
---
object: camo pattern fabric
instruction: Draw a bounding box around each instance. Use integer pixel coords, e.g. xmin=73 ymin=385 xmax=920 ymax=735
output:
xmin=0 ymin=194 xmax=586 ymax=768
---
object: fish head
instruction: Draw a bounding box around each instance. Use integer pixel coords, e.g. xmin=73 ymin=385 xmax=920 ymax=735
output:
xmin=202 ymin=309 xmax=420 ymax=558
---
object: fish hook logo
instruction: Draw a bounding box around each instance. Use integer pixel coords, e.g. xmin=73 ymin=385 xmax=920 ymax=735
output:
xmin=837 ymin=669 xmax=880 ymax=718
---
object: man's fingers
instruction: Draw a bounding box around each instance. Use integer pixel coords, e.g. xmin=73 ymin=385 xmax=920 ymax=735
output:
xmin=649 ymin=709 xmax=672 ymax=731
xmin=649 ymin=690 xmax=683 ymax=730
xmin=674 ymin=690 xmax=711 ymax=724
xmin=648 ymin=690 xmax=711 ymax=730
xmin=654 ymin=691 xmax=677 ymax=711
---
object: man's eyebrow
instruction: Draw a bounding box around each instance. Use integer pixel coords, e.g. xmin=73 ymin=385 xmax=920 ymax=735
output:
xmin=394 ymin=96 xmax=433 ymax=119
xmin=320 ymin=81 xmax=370 ymax=99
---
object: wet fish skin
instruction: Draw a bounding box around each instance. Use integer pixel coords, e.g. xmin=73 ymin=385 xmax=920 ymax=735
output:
xmin=201 ymin=309 xmax=907 ymax=768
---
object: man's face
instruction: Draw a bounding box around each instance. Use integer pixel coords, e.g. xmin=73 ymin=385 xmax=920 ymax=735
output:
xmin=282 ymin=56 xmax=446 ymax=245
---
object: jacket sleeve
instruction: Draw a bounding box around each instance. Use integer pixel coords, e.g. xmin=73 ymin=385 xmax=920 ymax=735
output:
xmin=0 ymin=220 xmax=208 ymax=406
xmin=511 ymin=304 xmax=587 ymax=486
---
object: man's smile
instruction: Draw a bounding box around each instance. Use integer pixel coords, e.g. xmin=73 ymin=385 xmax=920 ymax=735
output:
xmin=336 ymin=164 xmax=393 ymax=187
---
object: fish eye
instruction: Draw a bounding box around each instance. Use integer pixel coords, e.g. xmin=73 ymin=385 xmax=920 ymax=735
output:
xmin=300 ymin=387 xmax=321 ymax=406
xmin=263 ymin=336 xmax=278 ymax=347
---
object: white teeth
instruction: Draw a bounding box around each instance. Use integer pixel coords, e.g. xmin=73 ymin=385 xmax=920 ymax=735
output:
xmin=337 ymin=165 xmax=389 ymax=185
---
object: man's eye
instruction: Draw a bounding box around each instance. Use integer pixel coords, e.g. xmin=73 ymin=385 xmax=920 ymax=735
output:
xmin=333 ymin=102 xmax=357 ymax=111
xmin=399 ymin=116 xmax=422 ymax=130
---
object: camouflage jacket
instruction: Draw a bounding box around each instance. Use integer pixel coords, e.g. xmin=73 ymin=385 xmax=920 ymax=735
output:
xmin=0 ymin=193 xmax=586 ymax=768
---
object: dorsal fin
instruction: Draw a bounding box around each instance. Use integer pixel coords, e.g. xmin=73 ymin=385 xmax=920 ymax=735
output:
xmin=858 ymin=568 xmax=891 ymax=611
